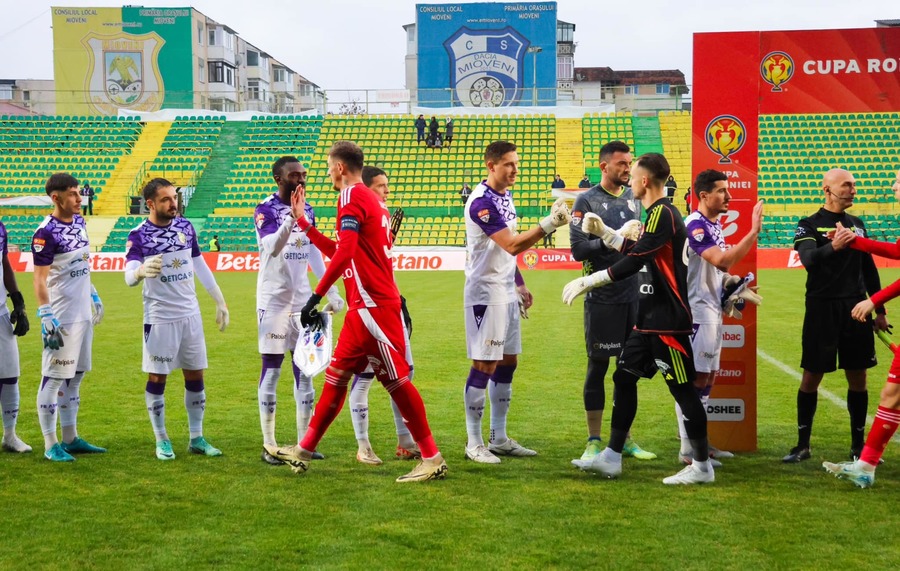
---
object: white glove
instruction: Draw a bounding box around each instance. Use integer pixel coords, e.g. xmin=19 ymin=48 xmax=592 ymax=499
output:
xmin=562 ymin=270 xmax=611 ymax=305
xmin=539 ymin=198 xmax=572 ymax=235
xmin=620 ymin=219 xmax=643 ymax=241
xmin=208 ymin=284 xmax=229 ymax=331
xmin=518 ymin=292 xmax=529 ymax=319
xmin=323 ymin=288 xmax=345 ymax=314
xmin=722 ymin=273 xmax=762 ymax=319
xmin=90 ymin=285 xmax=104 ymax=326
xmin=136 ymin=254 xmax=163 ymax=280
xmin=582 ymin=213 xmax=624 ymax=251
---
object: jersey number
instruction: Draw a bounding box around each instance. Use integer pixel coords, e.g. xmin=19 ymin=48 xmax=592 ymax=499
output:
xmin=381 ymin=215 xmax=392 ymax=259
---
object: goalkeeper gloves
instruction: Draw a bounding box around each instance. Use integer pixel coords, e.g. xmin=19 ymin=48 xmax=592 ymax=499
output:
xmin=8 ymin=291 xmax=29 ymax=337
xmin=135 ymin=254 xmax=163 ymax=280
xmin=390 ymin=208 xmax=404 ymax=239
xmin=582 ymin=213 xmax=625 ymax=251
xmin=721 ymin=272 xmax=762 ymax=319
xmin=518 ymin=292 xmax=529 ymax=319
xmin=619 ymin=219 xmax=643 ymax=241
xmin=37 ymin=304 xmax=65 ymax=350
xmin=562 ymin=270 xmax=612 ymax=305
xmin=300 ymin=293 xmax=324 ymax=331
xmin=323 ymin=288 xmax=345 ymax=314
xmin=539 ymin=198 xmax=572 ymax=235
xmin=400 ymin=295 xmax=413 ymax=337
xmin=90 ymin=285 xmax=104 ymax=326
xmin=207 ymin=284 xmax=229 ymax=331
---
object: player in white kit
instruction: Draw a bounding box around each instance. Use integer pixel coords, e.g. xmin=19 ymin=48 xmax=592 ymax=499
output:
xmin=32 ymin=173 xmax=106 ymax=462
xmin=463 ymin=141 xmax=572 ymax=463
xmin=347 ymin=165 xmax=419 ymax=465
xmin=255 ymin=156 xmax=343 ymax=465
xmin=125 ymin=178 xmax=229 ymax=460
xmin=1 ymin=217 xmax=31 ymax=452
xmin=681 ymin=169 xmax=763 ymax=464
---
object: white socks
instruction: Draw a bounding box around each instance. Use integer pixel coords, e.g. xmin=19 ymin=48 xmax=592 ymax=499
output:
xmin=294 ymin=373 xmax=315 ymax=443
xmin=349 ymin=375 xmax=374 ymax=446
xmin=145 ymin=384 xmax=168 ymax=442
xmin=258 ymin=366 xmax=280 ymax=447
xmin=184 ymin=387 xmax=206 ymax=440
xmin=59 ymin=372 xmax=84 ymax=443
xmin=489 ymin=381 xmax=512 ymax=445
xmin=37 ymin=376 xmax=64 ymax=449
xmin=1 ymin=380 xmax=20 ymax=434
xmin=464 ymin=386 xmax=486 ymax=448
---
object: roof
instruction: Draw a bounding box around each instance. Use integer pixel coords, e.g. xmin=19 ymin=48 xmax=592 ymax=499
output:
xmin=574 ymin=67 xmax=686 ymax=85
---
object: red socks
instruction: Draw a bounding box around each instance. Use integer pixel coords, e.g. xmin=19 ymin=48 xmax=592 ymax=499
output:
xmin=385 ymin=377 xmax=439 ymax=458
xmin=299 ymin=372 xmax=347 ymax=452
xmin=860 ymin=406 xmax=900 ymax=466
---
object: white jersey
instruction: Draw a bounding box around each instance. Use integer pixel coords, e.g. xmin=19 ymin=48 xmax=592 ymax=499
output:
xmin=125 ymin=217 xmax=202 ymax=324
xmin=685 ymin=211 xmax=726 ymax=324
xmin=464 ymin=181 xmax=518 ymax=307
xmin=31 ymin=215 xmax=92 ymax=323
xmin=0 ymin=221 xmax=9 ymax=317
xmin=254 ymin=193 xmax=316 ymax=313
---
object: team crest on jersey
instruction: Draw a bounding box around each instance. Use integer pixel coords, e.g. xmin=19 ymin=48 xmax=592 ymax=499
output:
xmin=444 ymin=26 xmax=528 ymax=107
xmin=177 ymin=232 xmax=186 ymax=244
xmin=691 ymin=227 xmax=706 ymax=242
xmin=523 ymin=250 xmax=538 ymax=270
xmin=256 ymin=213 xmax=265 ymax=228
xmin=478 ymin=209 xmax=491 ymax=223
xmin=571 ymin=210 xmax=583 ymax=226
xmin=291 ymin=236 xmax=306 ymax=248
xmin=33 ymin=237 xmax=45 ymax=252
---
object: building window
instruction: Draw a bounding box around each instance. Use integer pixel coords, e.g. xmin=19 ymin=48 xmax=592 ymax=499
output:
xmin=23 ymin=91 xmax=30 ymax=102
xmin=656 ymin=83 xmax=671 ymax=95
xmin=208 ymin=29 xmax=216 ymax=46
xmin=624 ymin=84 xmax=639 ymax=95
xmin=197 ymin=22 xmax=203 ymax=45
xmin=248 ymin=79 xmax=260 ymax=100
xmin=274 ymin=67 xmax=291 ymax=83
xmin=260 ymin=56 xmax=268 ymax=72
xmin=224 ymin=32 xmax=234 ymax=51
xmin=247 ymin=50 xmax=259 ymax=67
xmin=226 ymin=67 xmax=234 ymax=86
xmin=557 ymin=56 xmax=573 ymax=81
xmin=198 ymin=58 xmax=205 ymax=82
xmin=0 ymin=85 xmax=12 ymax=100
xmin=208 ymin=61 xmax=236 ymax=85
xmin=300 ymin=83 xmax=312 ymax=97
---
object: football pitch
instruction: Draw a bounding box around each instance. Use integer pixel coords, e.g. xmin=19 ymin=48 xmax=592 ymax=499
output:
xmin=2 ymin=268 xmax=899 ymax=569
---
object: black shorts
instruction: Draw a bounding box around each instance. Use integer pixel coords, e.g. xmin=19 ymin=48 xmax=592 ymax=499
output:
xmin=801 ymin=297 xmax=876 ymax=373
xmin=617 ymin=330 xmax=696 ymax=386
xmin=584 ymin=301 xmax=637 ymax=359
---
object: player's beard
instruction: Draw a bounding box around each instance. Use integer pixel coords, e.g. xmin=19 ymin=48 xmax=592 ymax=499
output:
xmin=156 ymin=208 xmax=177 ymax=223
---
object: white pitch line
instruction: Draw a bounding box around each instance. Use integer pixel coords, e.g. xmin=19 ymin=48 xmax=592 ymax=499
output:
xmin=758 ymin=348 xmax=900 ymax=443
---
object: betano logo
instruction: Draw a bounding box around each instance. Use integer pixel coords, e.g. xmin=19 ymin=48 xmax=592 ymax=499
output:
xmin=760 ymin=51 xmax=794 ymax=92
xmin=705 ymin=115 xmax=746 ymax=165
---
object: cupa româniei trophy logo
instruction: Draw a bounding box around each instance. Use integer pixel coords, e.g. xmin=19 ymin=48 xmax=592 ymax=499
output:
xmin=760 ymin=51 xmax=794 ymax=92
xmin=705 ymin=115 xmax=746 ymax=164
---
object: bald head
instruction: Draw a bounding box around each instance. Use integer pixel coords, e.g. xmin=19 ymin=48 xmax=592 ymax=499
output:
xmin=822 ymin=168 xmax=856 ymax=213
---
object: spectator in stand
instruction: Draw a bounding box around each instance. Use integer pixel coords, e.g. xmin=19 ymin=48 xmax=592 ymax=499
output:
xmin=209 ymin=234 xmax=221 ymax=252
xmin=415 ymin=115 xmax=426 ymax=143
xmin=684 ymin=188 xmax=692 ymax=214
xmin=445 ymin=118 xmax=454 ymax=147
xmin=429 ymin=117 xmax=439 ymax=141
xmin=579 ymin=175 xmax=592 ymax=189
xmin=666 ymin=175 xmax=678 ymax=204
xmin=81 ymin=182 xmax=94 ymax=216
xmin=460 ymin=182 xmax=472 ymax=205
xmin=551 ymin=174 xmax=566 ymax=189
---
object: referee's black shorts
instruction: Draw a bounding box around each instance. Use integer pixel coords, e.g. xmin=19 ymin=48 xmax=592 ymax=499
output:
xmin=617 ymin=330 xmax=696 ymax=386
xmin=801 ymin=297 xmax=877 ymax=373
xmin=584 ymin=300 xmax=637 ymax=359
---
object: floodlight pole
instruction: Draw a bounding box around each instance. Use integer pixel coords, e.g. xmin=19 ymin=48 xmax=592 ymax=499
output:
xmin=527 ymin=46 xmax=543 ymax=105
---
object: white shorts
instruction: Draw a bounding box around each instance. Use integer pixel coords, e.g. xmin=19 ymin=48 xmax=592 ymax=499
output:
xmin=42 ymin=320 xmax=92 ymax=379
xmin=0 ymin=313 xmax=20 ymax=378
xmin=143 ymin=314 xmax=208 ymax=374
xmin=465 ymin=301 xmax=521 ymax=361
xmin=257 ymin=309 xmax=299 ymax=355
xmin=691 ymin=322 xmax=722 ymax=374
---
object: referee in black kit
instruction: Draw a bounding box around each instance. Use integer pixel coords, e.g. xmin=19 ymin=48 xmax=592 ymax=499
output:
xmin=785 ymin=168 xmax=890 ymax=463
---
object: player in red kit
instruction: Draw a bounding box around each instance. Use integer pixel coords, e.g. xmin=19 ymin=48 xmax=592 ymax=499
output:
xmin=273 ymin=141 xmax=447 ymax=482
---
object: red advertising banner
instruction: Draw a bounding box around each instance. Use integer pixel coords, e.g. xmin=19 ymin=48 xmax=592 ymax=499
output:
xmin=693 ymin=31 xmax=760 ymax=451
xmin=759 ymin=28 xmax=900 ymax=114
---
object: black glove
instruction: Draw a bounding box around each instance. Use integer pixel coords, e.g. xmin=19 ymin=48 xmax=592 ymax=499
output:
xmin=8 ymin=291 xmax=29 ymax=337
xmin=390 ymin=208 xmax=404 ymax=239
xmin=300 ymin=293 xmax=324 ymax=331
xmin=400 ymin=295 xmax=412 ymax=338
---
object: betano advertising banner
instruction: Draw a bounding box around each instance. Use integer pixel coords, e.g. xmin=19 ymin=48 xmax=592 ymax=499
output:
xmin=52 ymin=6 xmax=194 ymax=115
xmin=416 ymin=2 xmax=557 ymax=107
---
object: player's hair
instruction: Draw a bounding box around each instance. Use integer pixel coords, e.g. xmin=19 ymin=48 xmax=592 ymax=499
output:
xmin=272 ymin=155 xmax=301 ymax=178
xmin=361 ymin=166 xmax=386 ymax=187
xmin=599 ymin=140 xmax=631 ymax=163
xmin=485 ymin=140 xmax=517 ymax=163
xmin=45 ymin=173 xmax=79 ymax=195
xmin=142 ymin=178 xmax=174 ymax=201
xmin=634 ymin=153 xmax=670 ymax=185
xmin=329 ymin=141 xmax=364 ymax=173
xmin=693 ymin=169 xmax=728 ymax=198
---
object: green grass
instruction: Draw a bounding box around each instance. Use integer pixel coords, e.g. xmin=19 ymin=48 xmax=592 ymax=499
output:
xmin=2 ymin=269 xmax=900 ymax=569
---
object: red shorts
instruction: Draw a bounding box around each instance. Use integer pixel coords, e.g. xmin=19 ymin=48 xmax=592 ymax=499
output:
xmin=331 ymin=305 xmax=410 ymax=381
xmin=888 ymin=351 xmax=900 ymax=384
